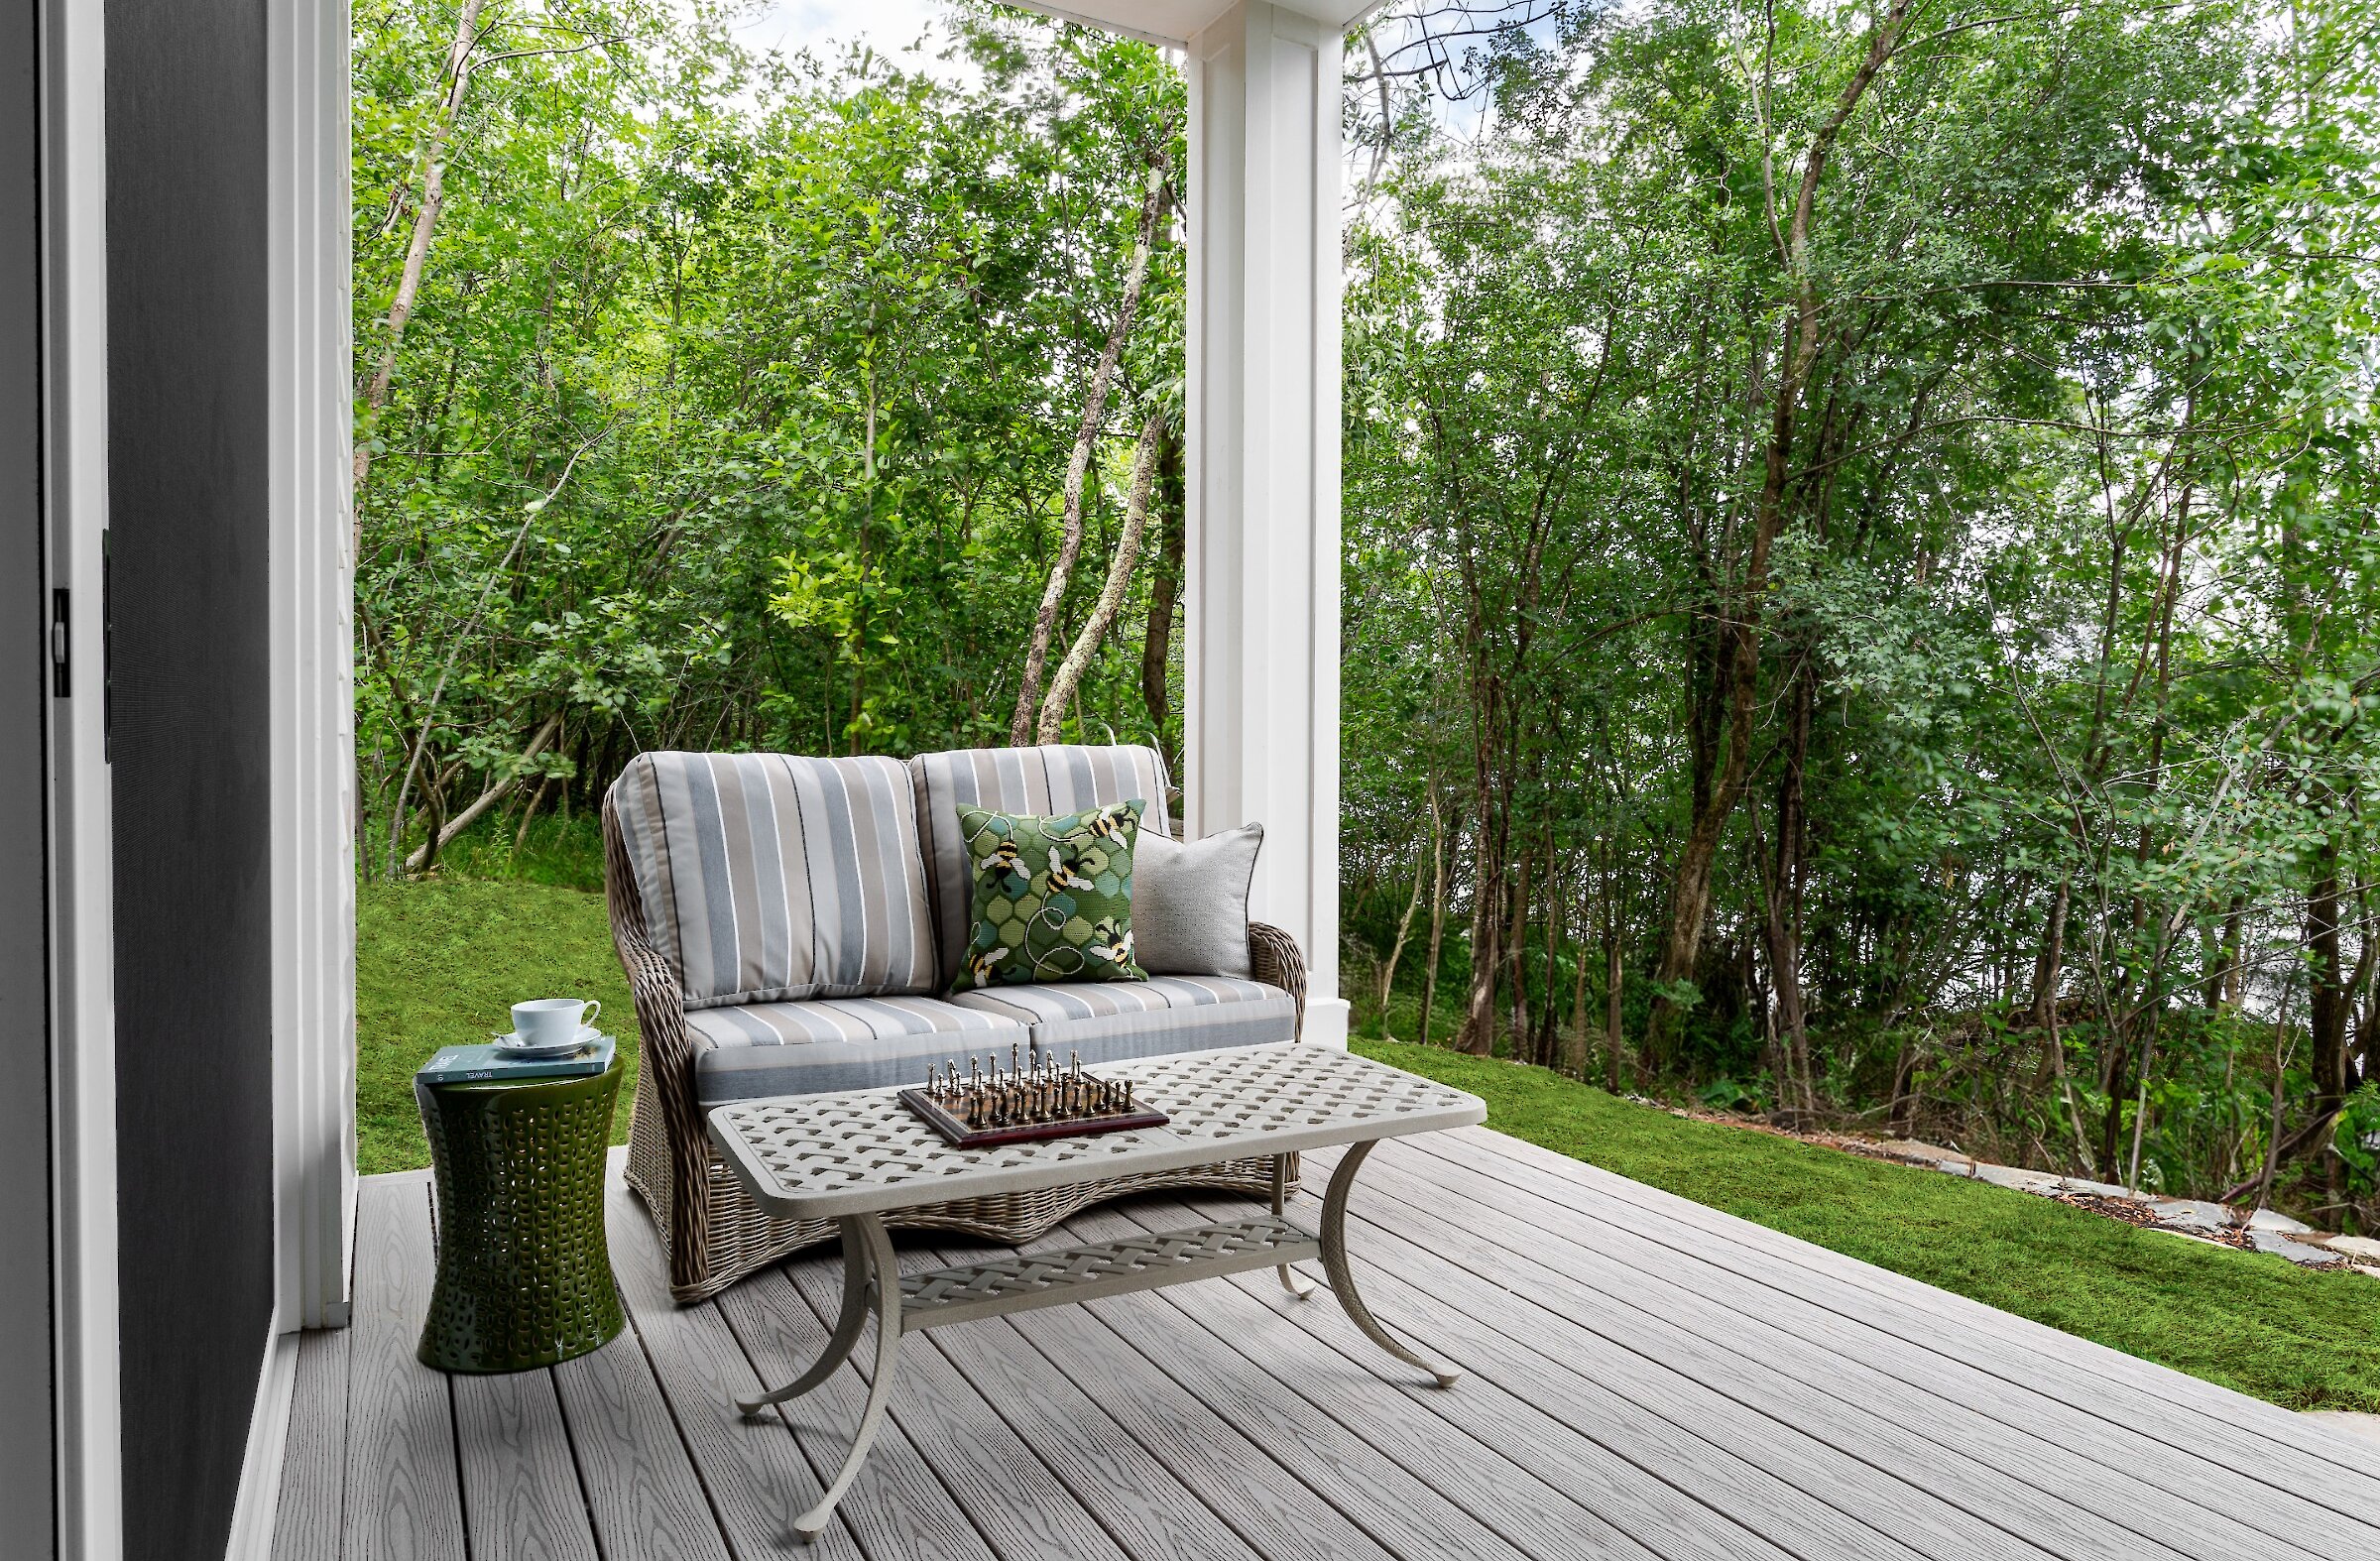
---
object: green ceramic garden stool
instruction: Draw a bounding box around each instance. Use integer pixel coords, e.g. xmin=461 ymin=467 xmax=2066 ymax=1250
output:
xmin=415 ymin=1058 xmax=626 ymax=1373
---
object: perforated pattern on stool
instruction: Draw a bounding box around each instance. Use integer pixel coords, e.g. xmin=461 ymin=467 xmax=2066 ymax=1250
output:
xmin=416 ymin=1060 xmax=627 ymax=1374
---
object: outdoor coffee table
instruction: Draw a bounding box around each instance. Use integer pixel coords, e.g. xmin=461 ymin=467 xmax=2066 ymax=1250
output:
xmin=707 ymin=1041 xmax=1488 ymax=1541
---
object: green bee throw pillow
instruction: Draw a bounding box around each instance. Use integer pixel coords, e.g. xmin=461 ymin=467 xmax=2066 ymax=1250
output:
xmin=952 ymin=799 xmax=1147 ymax=989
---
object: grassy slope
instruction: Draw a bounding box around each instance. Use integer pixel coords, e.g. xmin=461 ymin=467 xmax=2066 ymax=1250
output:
xmin=353 ymin=878 xmax=2380 ymax=1410
xmin=1359 ymin=1038 xmax=2380 ymax=1412
xmin=357 ymin=879 xmax=641 ymax=1176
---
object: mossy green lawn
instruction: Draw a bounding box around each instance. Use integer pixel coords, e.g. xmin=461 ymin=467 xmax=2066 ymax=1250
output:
xmin=358 ymin=878 xmax=641 ymax=1176
xmin=354 ymin=878 xmax=2380 ymax=1411
xmin=1358 ymin=1038 xmax=2380 ymax=1412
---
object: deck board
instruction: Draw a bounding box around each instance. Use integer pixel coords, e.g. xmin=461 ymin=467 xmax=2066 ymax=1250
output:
xmin=1398 ymin=1129 xmax=2380 ymax=1530
xmin=549 ymin=1313 xmax=732 ymax=1561
xmin=293 ymin=1127 xmax=2376 ymax=1561
xmin=1073 ymin=1197 xmax=1671 ymax=1561
xmin=344 ymin=1178 xmax=466 ymax=1561
xmin=451 ymin=1370 xmax=600 ymax=1561
xmin=773 ymin=1256 xmax=1131 ymax=1561
xmin=1416 ymin=1127 xmax=2380 ymax=1501
xmin=270 ymin=1325 xmax=350 ymax=1561
xmin=1333 ymin=1145 xmax=2335 ymax=1561
xmin=713 ymin=1263 xmax=997 ymax=1561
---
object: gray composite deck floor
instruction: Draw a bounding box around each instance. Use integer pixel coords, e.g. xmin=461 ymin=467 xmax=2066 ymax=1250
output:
xmin=274 ymin=1125 xmax=2380 ymax=1560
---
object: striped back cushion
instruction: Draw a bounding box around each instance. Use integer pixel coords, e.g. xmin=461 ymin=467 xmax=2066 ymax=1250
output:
xmin=907 ymin=745 xmax=1171 ymax=986
xmin=609 ymin=752 xmax=938 ymax=1009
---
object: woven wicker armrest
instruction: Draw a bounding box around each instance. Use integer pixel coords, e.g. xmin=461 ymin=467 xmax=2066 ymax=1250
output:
xmin=602 ymin=797 xmax=715 ymax=1288
xmin=1248 ymin=921 xmax=1307 ymax=1037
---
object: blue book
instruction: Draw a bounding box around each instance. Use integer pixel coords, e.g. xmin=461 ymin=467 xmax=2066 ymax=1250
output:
xmin=417 ymin=1032 xmax=616 ymax=1086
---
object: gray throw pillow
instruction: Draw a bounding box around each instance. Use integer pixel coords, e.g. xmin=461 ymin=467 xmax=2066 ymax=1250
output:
xmin=1132 ymin=823 xmax=1262 ymax=977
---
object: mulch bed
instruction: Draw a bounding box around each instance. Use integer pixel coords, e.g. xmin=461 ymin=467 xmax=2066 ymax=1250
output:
xmin=2049 ymin=1190 xmax=2259 ymax=1251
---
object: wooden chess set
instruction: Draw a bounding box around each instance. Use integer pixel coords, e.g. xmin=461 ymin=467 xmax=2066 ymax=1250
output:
xmin=898 ymin=1044 xmax=1168 ymax=1147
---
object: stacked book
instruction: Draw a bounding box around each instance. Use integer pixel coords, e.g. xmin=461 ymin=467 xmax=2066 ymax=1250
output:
xmin=417 ymin=1032 xmax=617 ymax=1086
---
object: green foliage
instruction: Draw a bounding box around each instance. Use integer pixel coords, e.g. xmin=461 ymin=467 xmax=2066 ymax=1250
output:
xmin=353 ymin=1 xmax=1187 ymax=879
xmin=1342 ymin=0 xmax=2380 ymax=1227
xmin=1360 ymin=1039 xmax=2380 ymax=1412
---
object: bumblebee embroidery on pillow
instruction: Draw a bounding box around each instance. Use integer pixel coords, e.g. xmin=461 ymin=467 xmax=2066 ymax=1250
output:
xmin=1086 ymin=918 xmax=1134 ymax=968
xmin=953 ymin=798 xmax=1147 ymax=989
xmin=1046 ymin=849 xmax=1096 ymax=894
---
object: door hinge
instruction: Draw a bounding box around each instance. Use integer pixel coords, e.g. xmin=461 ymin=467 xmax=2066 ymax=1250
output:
xmin=50 ymin=587 xmax=67 ymax=697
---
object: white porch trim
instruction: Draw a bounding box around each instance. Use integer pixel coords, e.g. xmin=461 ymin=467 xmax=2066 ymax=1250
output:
xmin=1183 ymin=1 xmax=1349 ymax=1045
xmin=219 ymin=1328 xmax=298 ymax=1561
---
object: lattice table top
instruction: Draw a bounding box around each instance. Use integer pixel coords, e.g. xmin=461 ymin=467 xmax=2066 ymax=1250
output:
xmin=707 ymin=1043 xmax=1486 ymax=1220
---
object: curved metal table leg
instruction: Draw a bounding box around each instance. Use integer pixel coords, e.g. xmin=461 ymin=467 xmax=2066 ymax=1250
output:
xmin=1272 ymin=1152 xmax=1313 ymax=1299
xmin=791 ymin=1214 xmax=902 ymax=1543
xmin=1320 ymin=1141 xmax=1460 ymax=1387
xmin=737 ymin=1222 xmax=873 ymax=1416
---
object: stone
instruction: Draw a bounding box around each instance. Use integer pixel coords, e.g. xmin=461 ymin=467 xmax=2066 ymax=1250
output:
xmin=2052 ymin=1175 xmax=2137 ymax=1201
xmin=1969 ymin=1162 xmax=2063 ymax=1193
xmin=2143 ymin=1198 xmax=2236 ymax=1234
xmin=2246 ymin=1207 xmax=2315 ymax=1235
xmin=2322 ymin=1234 xmax=2380 ymax=1262
xmin=2247 ymin=1229 xmax=2338 ymax=1265
xmin=1866 ymin=1139 xmax=1966 ymax=1169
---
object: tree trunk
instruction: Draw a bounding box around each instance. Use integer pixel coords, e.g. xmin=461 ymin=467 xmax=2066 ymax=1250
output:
xmin=2307 ymin=840 xmax=2350 ymax=1209
xmin=1647 ymin=0 xmax=1913 ymax=1059
xmin=1504 ymin=834 xmax=1535 ymax=1057
xmin=1570 ymin=908 xmax=1592 ymax=1078
xmin=1760 ymin=657 xmax=1815 ymax=1110
xmin=354 ymin=0 xmax=489 ymax=536
xmin=405 ymin=712 xmax=564 ymax=872
xmin=1375 ymin=788 xmax=1435 ymax=1038
xmin=2028 ymin=880 xmax=2070 ymax=1031
xmin=1419 ymin=792 xmax=1450 ymax=1049
xmin=1604 ymin=901 xmax=1626 ymax=1093
xmin=1036 ymin=410 xmax=1166 ymax=740
xmin=1538 ymin=853 xmax=1565 ymax=1069
xmin=1012 ymin=157 xmax=1169 ymax=743
xmin=2204 ymin=895 xmax=2244 ymax=1011
xmin=1139 ymin=422 xmax=1184 ymax=772
xmin=1459 ymin=850 xmax=1502 ymax=1057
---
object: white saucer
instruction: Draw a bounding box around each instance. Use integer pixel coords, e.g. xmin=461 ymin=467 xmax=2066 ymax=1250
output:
xmin=491 ymin=1025 xmax=601 ymax=1059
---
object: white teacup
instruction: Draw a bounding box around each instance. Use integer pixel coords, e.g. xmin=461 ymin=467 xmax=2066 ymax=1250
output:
xmin=511 ymin=997 xmax=598 ymax=1048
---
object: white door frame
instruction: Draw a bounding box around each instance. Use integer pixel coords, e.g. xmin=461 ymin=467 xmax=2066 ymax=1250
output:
xmin=228 ymin=0 xmax=359 ymax=1555
xmin=40 ymin=1 xmax=358 ymax=1556
xmin=40 ymin=0 xmax=121 ymax=1556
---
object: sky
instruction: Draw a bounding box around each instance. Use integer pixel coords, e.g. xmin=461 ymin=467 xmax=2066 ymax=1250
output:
xmin=732 ymin=0 xmax=974 ymax=80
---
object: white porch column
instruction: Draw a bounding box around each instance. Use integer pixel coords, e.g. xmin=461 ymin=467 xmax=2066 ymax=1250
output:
xmin=1183 ymin=2 xmax=1347 ymax=1046
xmin=267 ymin=0 xmax=357 ymax=1332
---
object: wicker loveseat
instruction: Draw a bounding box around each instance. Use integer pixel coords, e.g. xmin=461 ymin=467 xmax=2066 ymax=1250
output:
xmin=604 ymin=742 xmax=1308 ymax=1302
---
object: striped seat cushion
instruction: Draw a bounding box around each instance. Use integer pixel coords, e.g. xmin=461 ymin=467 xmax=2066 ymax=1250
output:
xmin=946 ymin=976 xmax=1295 ymax=1068
xmin=685 ymin=996 xmax=1027 ymax=1107
xmin=610 ymin=752 xmax=938 ymax=1009
xmin=907 ymin=745 xmax=1172 ymax=987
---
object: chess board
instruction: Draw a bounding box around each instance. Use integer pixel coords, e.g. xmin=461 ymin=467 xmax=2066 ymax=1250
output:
xmin=896 ymin=1047 xmax=1167 ymax=1147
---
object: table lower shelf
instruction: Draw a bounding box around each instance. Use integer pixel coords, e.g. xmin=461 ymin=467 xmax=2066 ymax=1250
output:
xmin=897 ymin=1215 xmax=1319 ymax=1331
xmin=740 ymin=1139 xmax=1459 ymax=1542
